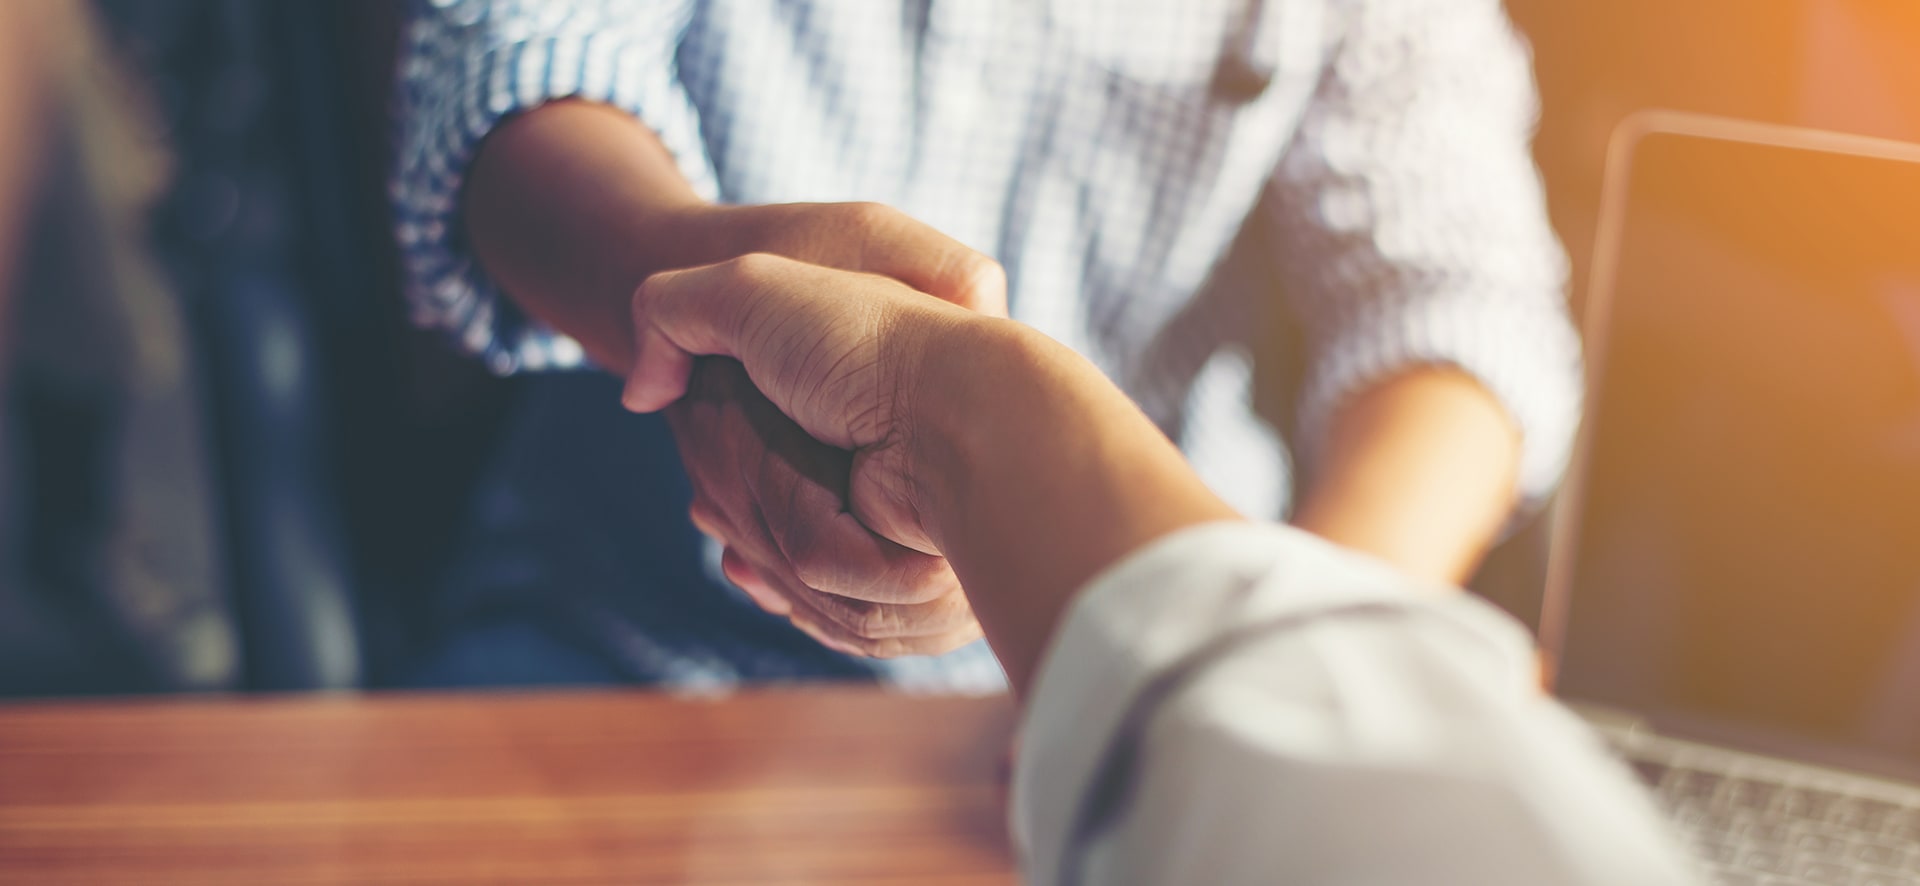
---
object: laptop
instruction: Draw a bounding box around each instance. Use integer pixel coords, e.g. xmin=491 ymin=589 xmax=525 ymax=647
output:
xmin=1543 ymin=110 xmax=1920 ymax=886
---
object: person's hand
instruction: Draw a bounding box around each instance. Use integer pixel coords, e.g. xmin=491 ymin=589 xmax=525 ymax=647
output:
xmin=626 ymin=252 xmax=1238 ymax=694
xmin=626 ymin=253 xmax=978 ymax=561
xmin=461 ymin=103 xmax=1002 ymax=655
xmin=658 ymin=203 xmax=1005 ymax=657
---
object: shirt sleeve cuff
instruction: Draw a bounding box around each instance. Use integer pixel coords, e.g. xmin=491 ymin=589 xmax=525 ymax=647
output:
xmin=1292 ymin=288 xmax=1584 ymax=509
xmin=391 ymin=0 xmax=718 ymax=374
xmin=1009 ymin=520 xmax=1535 ymax=884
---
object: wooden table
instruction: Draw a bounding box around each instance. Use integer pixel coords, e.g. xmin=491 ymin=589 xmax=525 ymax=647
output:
xmin=0 ymin=688 xmax=1019 ymax=885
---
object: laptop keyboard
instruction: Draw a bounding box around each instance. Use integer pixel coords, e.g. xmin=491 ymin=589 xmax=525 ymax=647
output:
xmin=1632 ymin=756 xmax=1920 ymax=885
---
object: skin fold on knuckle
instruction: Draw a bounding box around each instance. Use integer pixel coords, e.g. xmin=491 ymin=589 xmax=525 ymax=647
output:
xmin=705 ymin=468 xmax=803 ymax=577
xmin=840 ymin=201 xmax=896 ymax=235
xmin=788 ymin=547 xmax=848 ymax=598
xmin=788 ymin=519 xmax=944 ymax=606
xmin=950 ymin=254 xmax=1008 ymax=315
xmin=785 ymin=600 xmax=878 ymax=657
xmin=794 ymin=587 xmax=902 ymax=643
xmin=714 ymin=252 xmax=797 ymax=354
xmin=839 ymin=597 xmax=902 ymax=642
xmin=844 ymin=203 xmax=940 ymax=284
xmin=884 ymin=553 xmax=960 ymax=605
xmin=831 ymin=586 xmax=975 ymax=642
xmin=780 ymin=507 xmax=905 ymax=601
xmin=630 ymin=269 xmax=675 ymax=318
xmin=790 ymin=603 xmax=975 ymax=658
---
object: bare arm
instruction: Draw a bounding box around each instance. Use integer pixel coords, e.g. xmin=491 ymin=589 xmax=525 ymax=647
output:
xmin=465 ymin=100 xmax=1006 ymax=371
xmin=465 ymin=100 xmax=709 ymax=373
xmin=1291 ymin=370 xmax=1521 ymax=584
xmin=913 ymin=329 xmax=1241 ymax=689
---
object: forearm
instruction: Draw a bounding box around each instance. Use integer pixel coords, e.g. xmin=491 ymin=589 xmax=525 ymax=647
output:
xmin=463 ymin=99 xmax=1007 ymax=375
xmin=465 ymin=99 xmax=722 ymax=372
xmin=910 ymin=321 xmax=1241 ymax=694
xmin=1290 ymin=369 xmax=1521 ymax=584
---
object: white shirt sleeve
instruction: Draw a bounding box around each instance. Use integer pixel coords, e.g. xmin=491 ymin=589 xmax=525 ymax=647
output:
xmin=392 ymin=0 xmax=716 ymax=375
xmin=1013 ymin=521 xmax=1702 ymax=886
xmin=1268 ymin=0 xmax=1582 ymax=507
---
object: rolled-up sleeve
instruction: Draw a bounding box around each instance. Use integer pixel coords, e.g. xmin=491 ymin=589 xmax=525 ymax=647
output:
xmin=1267 ymin=0 xmax=1582 ymax=503
xmin=1014 ymin=522 xmax=1699 ymax=886
xmin=392 ymin=0 xmax=717 ymax=374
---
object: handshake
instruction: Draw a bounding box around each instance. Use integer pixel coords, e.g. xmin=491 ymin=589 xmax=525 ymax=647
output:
xmin=623 ymin=202 xmax=1232 ymax=691
xmin=619 ymin=216 xmax=1695 ymax=886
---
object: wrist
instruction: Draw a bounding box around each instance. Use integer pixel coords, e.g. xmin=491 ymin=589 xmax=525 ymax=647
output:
xmin=896 ymin=314 xmax=1239 ymax=694
xmin=898 ymin=316 xmax=1053 ymax=551
xmin=464 ymin=98 xmax=716 ymax=373
xmin=1291 ymin=369 xmax=1521 ymax=584
xmin=631 ymin=201 xmax=737 ymax=276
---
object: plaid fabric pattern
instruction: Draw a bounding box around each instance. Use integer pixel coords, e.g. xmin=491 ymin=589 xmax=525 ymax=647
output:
xmin=390 ymin=0 xmax=1579 ymax=690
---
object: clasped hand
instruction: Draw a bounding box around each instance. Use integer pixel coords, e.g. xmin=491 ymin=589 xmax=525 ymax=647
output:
xmin=653 ymin=203 xmax=1003 ymax=657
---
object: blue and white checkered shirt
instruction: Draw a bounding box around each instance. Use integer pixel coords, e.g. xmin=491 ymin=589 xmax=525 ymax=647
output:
xmin=393 ymin=0 xmax=1579 ymax=520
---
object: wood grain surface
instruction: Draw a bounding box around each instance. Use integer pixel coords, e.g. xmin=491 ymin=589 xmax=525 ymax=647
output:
xmin=0 ymin=688 xmax=1019 ymax=885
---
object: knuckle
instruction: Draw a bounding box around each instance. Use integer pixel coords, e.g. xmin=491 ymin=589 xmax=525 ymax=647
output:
xmin=888 ymin=556 xmax=960 ymax=605
xmin=863 ymin=638 xmax=910 ymax=659
xmin=789 ymin=547 xmax=841 ymax=593
xmin=847 ymin=602 xmax=899 ymax=640
xmin=724 ymin=251 xmax=785 ymax=284
xmin=778 ymin=519 xmax=842 ymax=591
xmin=631 ymin=269 xmax=673 ymax=308
xmin=840 ymin=201 xmax=895 ymax=230
xmin=957 ymin=254 xmax=1007 ymax=304
xmin=849 ymin=639 xmax=893 ymax=659
xmin=812 ymin=595 xmax=897 ymax=641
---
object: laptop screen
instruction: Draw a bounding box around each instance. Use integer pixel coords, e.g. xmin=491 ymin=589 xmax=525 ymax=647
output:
xmin=1554 ymin=124 xmax=1920 ymax=772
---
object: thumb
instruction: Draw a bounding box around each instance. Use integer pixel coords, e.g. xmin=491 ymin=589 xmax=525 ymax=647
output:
xmin=620 ymin=259 xmax=754 ymax=415
xmin=623 ymin=253 xmax=913 ymax=452
xmin=927 ymin=251 xmax=1009 ymax=319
